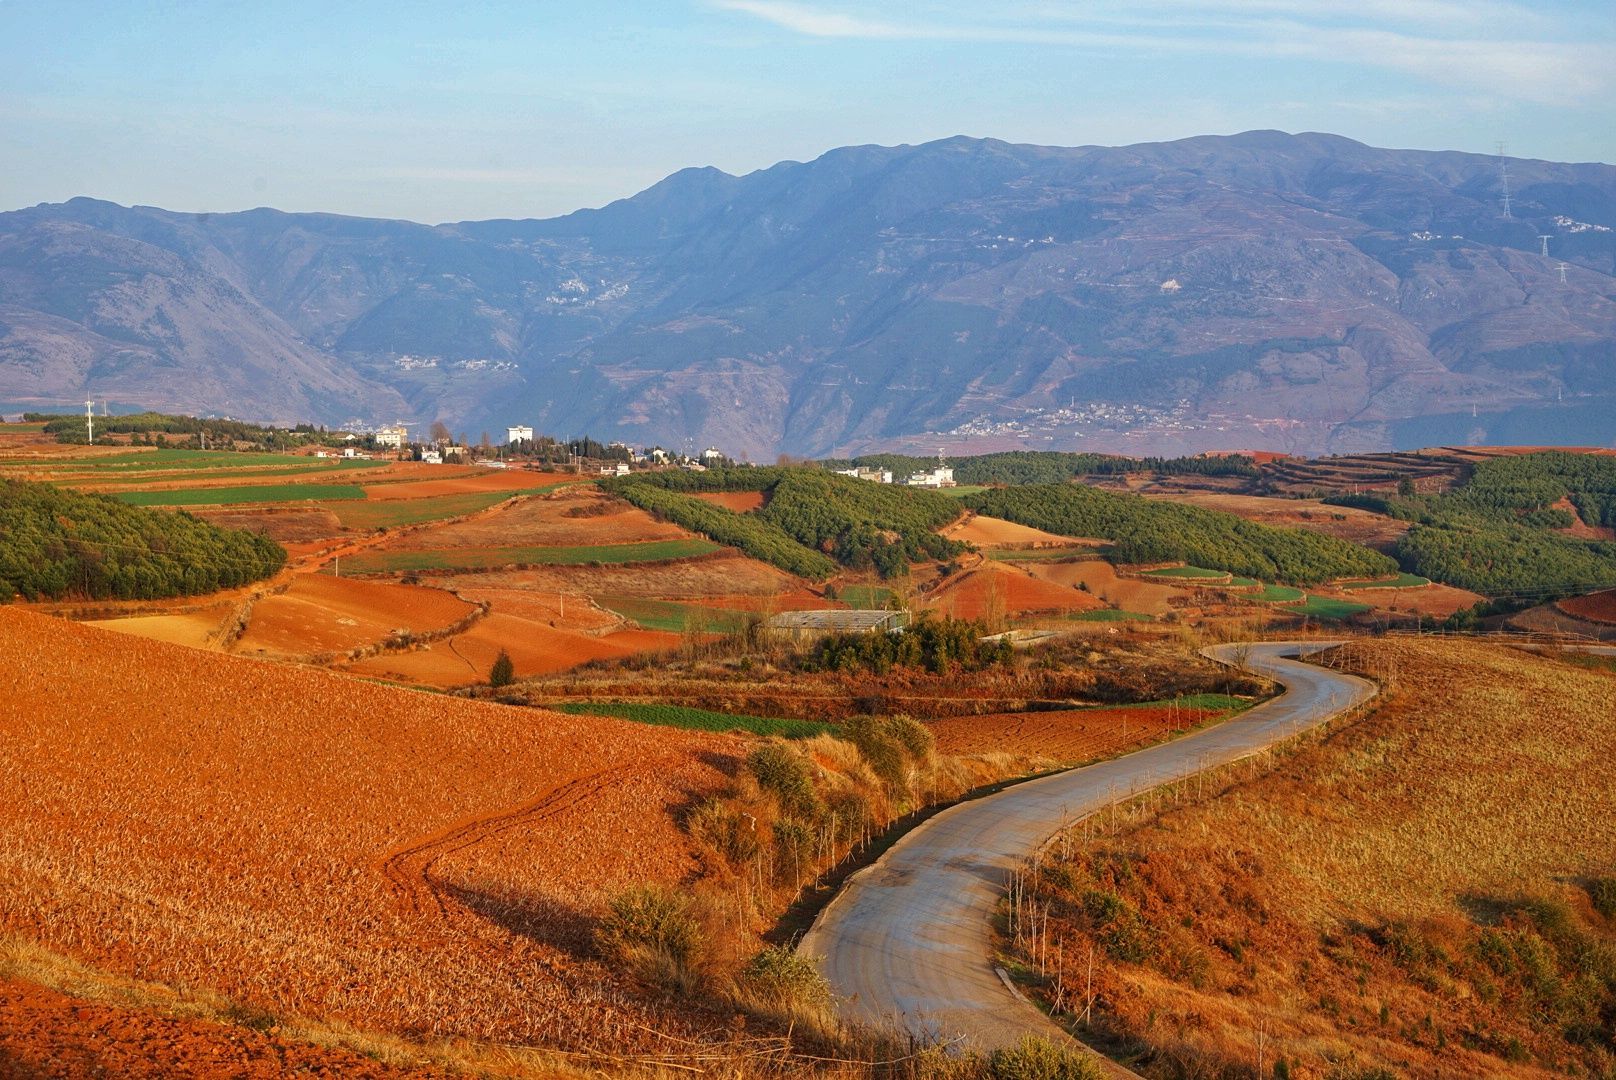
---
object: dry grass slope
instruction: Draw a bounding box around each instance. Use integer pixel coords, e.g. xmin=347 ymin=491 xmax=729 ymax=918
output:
xmin=1020 ymin=638 xmax=1616 ymax=1079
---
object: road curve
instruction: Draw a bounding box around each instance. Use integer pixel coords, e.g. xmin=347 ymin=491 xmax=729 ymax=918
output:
xmin=799 ymin=642 xmax=1376 ymax=1062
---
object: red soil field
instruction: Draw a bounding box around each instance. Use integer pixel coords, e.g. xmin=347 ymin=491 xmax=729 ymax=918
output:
xmin=87 ymin=605 xmax=236 ymax=650
xmin=940 ymin=513 xmax=1094 ymax=548
xmin=1021 ymin=559 xmax=1183 ymax=617
xmin=691 ymin=490 xmax=767 ymax=513
xmin=926 ymin=562 xmax=1107 ymax=619
xmin=359 ymin=469 xmax=573 ymax=501
xmin=1558 ymin=587 xmax=1616 ymax=624
xmin=234 ymin=575 xmax=476 ymax=659
xmin=189 ymin=505 xmax=347 ymax=543
xmin=453 ymin=553 xmax=805 ymax=599
xmin=340 ymin=612 xmax=681 ymax=686
xmin=1341 ymin=583 xmax=1484 ymax=619
xmin=0 ymin=608 xmax=740 ymax=1054
xmin=0 ymin=977 xmax=448 ymax=1079
xmin=930 ymin=704 xmax=1215 ymax=759
xmin=374 ymin=486 xmax=687 ymax=549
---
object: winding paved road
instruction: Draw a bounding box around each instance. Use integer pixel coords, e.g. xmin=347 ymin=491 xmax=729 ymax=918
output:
xmin=799 ymin=642 xmax=1376 ymax=1067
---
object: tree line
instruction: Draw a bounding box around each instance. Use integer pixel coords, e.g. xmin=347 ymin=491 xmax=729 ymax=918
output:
xmin=0 ymin=479 xmax=286 ymax=602
xmin=965 ymin=483 xmax=1396 ymax=584
xmin=1328 ymin=453 xmax=1616 ymax=597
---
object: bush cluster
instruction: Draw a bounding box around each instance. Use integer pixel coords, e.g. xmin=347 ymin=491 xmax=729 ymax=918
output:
xmin=811 ymin=614 xmax=1013 ymax=675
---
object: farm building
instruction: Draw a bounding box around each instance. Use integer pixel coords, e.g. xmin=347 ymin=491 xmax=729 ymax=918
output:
xmin=763 ymin=609 xmax=907 ymax=644
xmin=836 ymin=466 xmax=893 ymax=483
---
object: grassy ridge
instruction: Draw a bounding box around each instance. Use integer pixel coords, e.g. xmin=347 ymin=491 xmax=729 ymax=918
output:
xmin=115 ymin=484 xmax=368 ymax=506
xmin=342 ymin=537 xmax=719 ymax=574
xmin=554 ymin=701 xmax=832 ymax=739
xmin=965 ymin=484 xmax=1396 ymax=585
xmin=326 ymin=490 xmax=515 ymax=530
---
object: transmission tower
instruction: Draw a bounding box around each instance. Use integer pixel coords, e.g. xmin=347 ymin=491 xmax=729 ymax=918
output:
xmin=84 ymin=399 xmax=95 ymax=444
xmin=1538 ymin=234 xmax=1551 ymax=257
xmin=1497 ymin=142 xmax=1513 ymax=220
xmin=1558 ymin=261 xmax=1570 ymax=284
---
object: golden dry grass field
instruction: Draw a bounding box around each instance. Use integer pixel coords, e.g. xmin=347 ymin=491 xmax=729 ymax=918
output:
xmin=1019 ymin=638 xmax=1616 ymax=1079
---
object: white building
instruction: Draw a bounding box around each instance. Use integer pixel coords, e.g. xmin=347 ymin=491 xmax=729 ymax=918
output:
xmin=835 ymin=466 xmax=893 ymax=484
xmin=506 ymin=425 xmax=534 ymax=445
xmin=905 ymin=450 xmax=956 ymax=488
xmin=420 ymin=449 xmax=443 ymax=465
xmin=374 ymin=425 xmax=409 ymax=450
xmin=700 ymin=447 xmax=724 ymax=465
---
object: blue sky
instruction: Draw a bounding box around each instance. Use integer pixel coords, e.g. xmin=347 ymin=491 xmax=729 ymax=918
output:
xmin=2 ymin=0 xmax=1613 ymax=224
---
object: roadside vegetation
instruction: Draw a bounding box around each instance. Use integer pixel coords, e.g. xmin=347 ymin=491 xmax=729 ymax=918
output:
xmin=0 ymin=479 xmax=285 ymax=601
xmin=965 ymin=484 xmax=1396 ymax=584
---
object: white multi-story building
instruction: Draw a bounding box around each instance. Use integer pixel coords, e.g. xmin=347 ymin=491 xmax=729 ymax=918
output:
xmin=905 ymin=450 xmax=956 ymax=488
xmin=506 ymin=425 xmax=534 ymax=445
xmin=374 ymin=425 xmax=408 ymax=450
xmin=835 ymin=466 xmax=894 ymax=484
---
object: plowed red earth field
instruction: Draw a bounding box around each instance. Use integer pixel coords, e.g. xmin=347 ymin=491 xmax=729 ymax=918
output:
xmin=691 ymin=490 xmax=767 ymax=512
xmin=1559 ymin=588 xmax=1616 ymax=624
xmin=339 ymin=613 xmax=680 ymax=685
xmin=0 ymin=608 xmax=740 ymax=1054
xmin=926 ymin=563 xmax=1106 ymax=619
xmin=358 ymin=469 xmax=573 ymax=500
xmin=0 ymin=977 xmax=448 ymax=1079
xmin=374 ymin=487 xmax=685 ymax=549
xmin=929 ymin=705 xmax=1216 ymax=760
xmin=940 ymin=514 xmax=1093 ymax=547
xmin=1022 ymin=559 xmax=1180 ymax=616
xmin=234 ymin=575 xmax=476 ymax=658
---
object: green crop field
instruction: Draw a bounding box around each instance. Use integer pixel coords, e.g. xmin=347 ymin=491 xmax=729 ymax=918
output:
xmin=594 ymin=596 xmax=751 ymax=634
xmin=835 ymin=584 xmax=894 ymax=608
xmin=341 ymin=537 xmax=720 ymax=574
xmin=1143 ymin=565 xmax=1230 ymax=580
xmin=326 ymin=490 xmax=515 ymax=530
xmin=554 ymin=702 xmax=832 ymax=739
xmin=1066 ymin=608 xmax=1154 ymax=622
xmin=115 ymin=483 xmax=368 ymax=506
xmin=941 ymin=485 xmax=993 ymax=497
xmin=987 ymin=546 xmax=1105 ymax=562
xmin=67 ymin=461 xmax=384 ymax=486
xmin=1254 ymin=584 xmax=1305 ymax=602
xmin=15 ymin=449 xmax=370 ymax=471
xmin=1223 ymin=576 xmax=1259 ymax=588
xmin=1291 ymin=594 xmax=1372 ymax=620
xmin=1337 ymin=572 xmax=1431 ymax=590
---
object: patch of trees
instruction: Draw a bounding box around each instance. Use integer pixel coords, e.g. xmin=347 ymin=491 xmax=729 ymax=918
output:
xmin=965 ymin=484 xmax=1395 ymax=584
xmin=835 ymin=450 xmax=1258 ymax=485
xmin=603 ymin=480 xmax=838 ymax=580
xmin=809 ymin=614 xmax=1013 ymax=675
xmin=0 ymin=479 xmax=286 ymax=602
xmin=609 ymin=467 xmax=967 ymax=579
xmin=27 ymin=411 xmax=324 ymax=450
xmin=1328 ymin=453 xmax=1616 ymax=597
xmin=756 ymin=471 xmax=966 ymax=578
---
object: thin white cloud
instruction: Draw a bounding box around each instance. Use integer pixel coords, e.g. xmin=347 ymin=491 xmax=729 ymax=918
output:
xmin=709 ymin=0 xmax=1613 ymax=103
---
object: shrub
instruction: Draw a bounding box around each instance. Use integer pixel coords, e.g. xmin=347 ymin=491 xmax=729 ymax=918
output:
xmin=988 ymin=1036 xmax=1103 ymax=1080
xmin=738 ymin=945 xmax=832 ymax=1012
xmin=488 ymin=648 xmax=515 ymax=688
xmin=746 ymin=742 xmax=817 ymax=813
xmin=596 ymin=886 xmax=704 ymax=982
xmin=686 ymin=797 xmax=762 ymax=866
xmin=1589 ymin=877 xmax=1616 ymax=921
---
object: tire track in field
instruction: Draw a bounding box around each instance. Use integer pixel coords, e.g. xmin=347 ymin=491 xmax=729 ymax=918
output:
xmin=377 ymin=764 xmax=640 ymax=920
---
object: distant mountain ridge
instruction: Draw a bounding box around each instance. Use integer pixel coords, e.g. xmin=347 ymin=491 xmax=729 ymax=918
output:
xmin=2 ymin=130 xmax=1613 ymax=457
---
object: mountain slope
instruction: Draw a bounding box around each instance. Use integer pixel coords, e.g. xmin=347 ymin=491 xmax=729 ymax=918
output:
xmin=2 ymin=131 xmax=1613 ymax=455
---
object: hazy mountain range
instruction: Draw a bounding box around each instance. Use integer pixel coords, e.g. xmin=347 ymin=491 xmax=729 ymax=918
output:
xmin=2 ymin=130 xmax=1613 ymax=458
